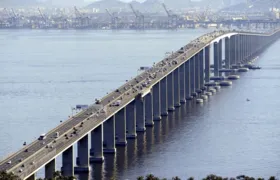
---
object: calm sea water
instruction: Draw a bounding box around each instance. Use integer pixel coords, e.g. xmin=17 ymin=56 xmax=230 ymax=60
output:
xmin=1 ymin=29 xmax=280 ymax=180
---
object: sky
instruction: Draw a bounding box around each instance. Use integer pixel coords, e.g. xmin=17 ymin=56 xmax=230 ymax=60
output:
xmin=84 ymin=0 xmax=146 ymax=2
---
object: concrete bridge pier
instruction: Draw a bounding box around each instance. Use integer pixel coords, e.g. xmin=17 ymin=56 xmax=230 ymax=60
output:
xmin=244 ymin=35 xmax=248 ymax=61
xmin=204 ymin=46 xmax=210 ymax=83
xmin=61 ymin=146 xmax=74 ymax=177
xmin=75 ymin=135 xmax=90 ymax=172
xmin=190 ymin=56 xmax=197 ymax=97
xmin=195 ymin=53 xmax=201 ymax=93
xmin=145 ymin=92 xmax=154 ymax=126
xmin=247 ymin=35 xmax=252 ymax=58
xmin=251 ymin=35 xmax=257 ymax=57
xmin=160 ymin=77 xmax=168 ymax=116
xmin=90 ymin=124 xmax=104 ymax=162
xmin=103 ymin=116 xmax=116 ymax=153
xmin=45 ymin=159 xmax=56 ymax=179
xmin=236 ymin=35 xmax=241 ymax=65
xmin=179 ymin=63 xmax=186 ymax=103
xmin=174 ymin=68 xmax=181 ymax=107
xmin=26 ymin=174 xmax=36 ymax=180
xmin=213 ymin=42 xmax=219 ymax=76
xmin=185 ymin=60 xmax=192 ymax=100
xmin=153 ymin=82 xmax=162 ymax=120
xmin=225 ymin=37 xmax=230 ymax=72
xmin=115 ymin=108 xmax=127 ymax=145
xmin=199 ymin=50 xmax=205 ymax=90
xmin=230 ymin=35 xmax=236 ymax=68
xmin=240 ymin=35 xmax=244 ymax=63
xmin=136 ymin=97 xmax=146 ymax=132
xmin=167 ymin=72 xmax=175 ymax=111
xmin=243 ymin=35 xmax=247 ymax=62
xmin=218 ymin=39 xmax=223 ymax=76
xmin=126 ymin=101 xmax=137 ymax=138
xmin=246 ymin=35 xmax=250 ymax=60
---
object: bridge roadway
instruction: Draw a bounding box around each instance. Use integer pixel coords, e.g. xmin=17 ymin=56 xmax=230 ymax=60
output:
xmin=0 ymin=29 xmax=274 ymax=179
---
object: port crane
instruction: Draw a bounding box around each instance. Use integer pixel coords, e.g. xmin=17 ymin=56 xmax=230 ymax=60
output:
xmin=105 ymin=9 xmax=119 ymax=30
xmin=10 ymin=8 xmax=19 ymax=27
xmin=162 ymin=3 xmax=178 ymax=29
xmin=129 ymin=4 xmax=144 ymax=30
xmin=38 ymin=8 xmax=49 ymax=28
xmin=74 ymin=6 xmax=90 ymax=29
xmin=2 ymin=8 xmax=15 ymax=27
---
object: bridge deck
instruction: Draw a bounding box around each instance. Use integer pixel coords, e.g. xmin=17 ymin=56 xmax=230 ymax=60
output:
xmin=0 ymin=29 xmax=277 ymax=179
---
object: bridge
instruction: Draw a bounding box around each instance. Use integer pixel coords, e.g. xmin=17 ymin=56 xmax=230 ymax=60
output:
xmin=1 ymin=28 xmax=280 ymax=180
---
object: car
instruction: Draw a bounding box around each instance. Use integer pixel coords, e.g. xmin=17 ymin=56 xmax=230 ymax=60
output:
xmin=18 ymin=158 xmax=23 ymax=162
xmin=24 ymin=149 xmax=28 ymax=152
xmin=18 ymin=169 xmax=23 ymax=173
xmin=6 ymin=160 xmax=11 ymax=165
xmin=38 ymin=134 xmax=46 ymax=140
xmin=55 ymin=132 xmax=59 ymax=138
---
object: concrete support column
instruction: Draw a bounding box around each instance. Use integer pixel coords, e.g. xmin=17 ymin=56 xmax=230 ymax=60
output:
xmin=61 ymin=146 xmax=74 ymax=177
xmin=190 ymin=56 xmax=196 ymax=97
xmin=248 ymin=35 xmax=252 ymax=58
xmin=153 ymin=83 xmax=162 ymax=120
xmin=179 ymin=64 xmax=186 ymax=103
xmin=204 ymin=46 xmax=210 ymax=83
xmin=218 ymin=39 xmax=222 ymax=76
xmin=240 ymin=35 xmax=244 ymax=62
xmin=230 ymin=35 xmax=236 ymax=67
xmin=145 ymin=92 xmax=154 ymax=126
xmin=252 ymin=36 xmax=256 ymax=56
xmin=247 ymin=35 xmax=250 ymax=58
xmin=136 ymin=96 xmax=146 ymax=132
xmin=245 ymin=35 xmax=248 ymax=59
xmin=235 ymin=35 xmax=239 ymax=64
xmin=195 ymin=53 xmax=200 ymax=92
xmin=199 ymin=50 xmax=205 ymax=90
xmin=126 ymin=101 xmax=137 ymax=138
xmin=90 ymin=124 xmax=104 ymax=162
xmin=247 ymin=35 xmax=251 ymax=59
xmin=160 ymin=77 xmax=168 ymax=116
xmin=26 ymin=174 xmax=36 ymax=180
xmin=103 ymin=116 xmax=116 ymax=153
xmin=251 ymin=35 xmax=254 ymax=55
xmin=213 ymin=42 xmax=219 ymax=76
xmin=45 ymin=159 xmax=56 ymax=179
xmin=185 ymin=60 xmax=192 ymax=100
xmin=167 ymin=72 xmax=175 ymax=111
xmin=174 ymin=68 xmax=181 ymax=107
xmin=75 ymin=135 xmax=89 ymax=172
xmin=243 ymin=35 xmax=246 ymax=61
xmin=225 ymin=37 xmax=230 ymax=69
xmin=115 ymin=108 xmax=127 ymax=145
xmin=237 ymin=35 xmax=241 ymax=64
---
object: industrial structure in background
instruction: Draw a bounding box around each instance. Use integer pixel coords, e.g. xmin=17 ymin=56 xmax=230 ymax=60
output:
xmin=0 ymin=0 xmax=280 ymax=30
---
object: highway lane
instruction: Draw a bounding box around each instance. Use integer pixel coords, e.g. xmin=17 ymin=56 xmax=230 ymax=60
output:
xmin=0 ymin=29 xmax=274 ymax=179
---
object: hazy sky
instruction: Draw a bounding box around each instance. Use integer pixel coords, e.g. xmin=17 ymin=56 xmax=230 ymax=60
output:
xmin=84 ymin=0 xmax=146 ymax=2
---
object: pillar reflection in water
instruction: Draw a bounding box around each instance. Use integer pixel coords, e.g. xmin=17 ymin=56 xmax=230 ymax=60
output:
xmin=154 ymin=121 xmax=163 ymax=144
